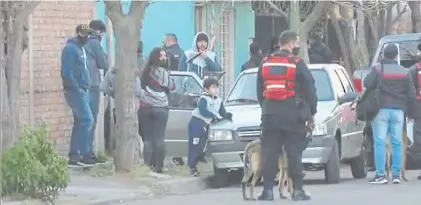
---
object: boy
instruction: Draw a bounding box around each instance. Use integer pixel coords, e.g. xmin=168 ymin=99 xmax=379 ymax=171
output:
xmin=187 ymin=78 xmax=232 ymax=176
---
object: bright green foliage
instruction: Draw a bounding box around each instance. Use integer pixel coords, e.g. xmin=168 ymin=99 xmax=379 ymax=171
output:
xmin=1 ymin=125 xmax=70 ymax=204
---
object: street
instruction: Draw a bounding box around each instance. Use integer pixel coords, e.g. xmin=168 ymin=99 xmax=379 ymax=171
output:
xmin=128 ymin=167 xmax=421 ymax=205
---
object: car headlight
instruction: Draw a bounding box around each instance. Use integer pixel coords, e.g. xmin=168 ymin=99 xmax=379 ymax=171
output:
xmin=312 ymin=123 xmax=328 ymax=136
xmin=208 ymin=130 xmax=233 ymax=141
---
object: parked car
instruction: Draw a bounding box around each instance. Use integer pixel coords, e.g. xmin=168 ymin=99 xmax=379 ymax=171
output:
xmin=352 ymin=33 xmax=421 ymax=170
xmin=207 ymin=64 xmax=367 ymax=187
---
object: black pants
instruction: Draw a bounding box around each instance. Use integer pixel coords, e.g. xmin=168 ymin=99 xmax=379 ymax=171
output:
xmin=138 ymin=107 xmax=169 ymax=169
xmin=261 ymin=115 xmax=308 ymax=191
xmin=412 ymin=120 xmax=421 ymax=155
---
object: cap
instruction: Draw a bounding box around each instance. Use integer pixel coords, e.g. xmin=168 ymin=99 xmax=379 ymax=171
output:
xmin=75 ymin=24 xmax=93 ymax=36
xmin=383 ymin=44 xmax=398 ymax=59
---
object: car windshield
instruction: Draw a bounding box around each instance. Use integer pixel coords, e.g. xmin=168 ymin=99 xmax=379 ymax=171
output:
xmin=225 ymin=69 xmax=334 ymax=105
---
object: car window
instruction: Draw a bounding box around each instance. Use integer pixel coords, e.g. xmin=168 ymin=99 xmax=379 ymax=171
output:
xmin=335 ymin=69 xmax=354 ymax=93
xmin=168 ymin=75 xmax=203 ymax=109
xmin=330 ymin=70 xmax=346 ymax=97
xmin=225 ymin=69 xmax=335 ymax=105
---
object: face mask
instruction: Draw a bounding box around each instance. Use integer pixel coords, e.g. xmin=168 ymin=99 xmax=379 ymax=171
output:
xmin=158 ymin=59 xmax=168 ymax=68
xmin=77 ymin=35 xmax=89 ymax=45
xmin=292 ymin=47 xmax=300 ymax=56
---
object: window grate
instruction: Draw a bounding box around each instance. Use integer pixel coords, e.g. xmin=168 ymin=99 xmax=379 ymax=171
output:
xmin=218 ymin=9 xmax=236 ymax=98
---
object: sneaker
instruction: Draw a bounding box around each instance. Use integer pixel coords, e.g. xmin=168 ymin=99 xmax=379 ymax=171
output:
xmin=392 ymin=176 xmax=401 ymax=184
xmin=68 ymin=159 xmax=83 ymax=168
xmin=79 ymin=156 xmax=96 ymax=167
xmin=90 ymin=154 xmax=106 ymax=164
xmin=189 ymin=167 xmax=200 ymax=177
xmin=291 ymin=190 xmax=311 ymax=201
xmin=369 ymin=175 xmax=388 ymax=184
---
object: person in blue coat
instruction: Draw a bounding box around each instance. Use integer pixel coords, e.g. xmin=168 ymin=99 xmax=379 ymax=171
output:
xmin=187 ymin=78 xmax=232 ymax=176
xmin=178 ymin=32 xmax=222 ymax=77
xmin=61 ymin=24 xmax=95 ymax=167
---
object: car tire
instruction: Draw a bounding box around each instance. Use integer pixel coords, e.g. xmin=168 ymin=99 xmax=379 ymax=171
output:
xmin=324 ymin=140 xmax=340 ymax=184
xmin=212 ymin=165 xmax=229 ymax=188
xmin=350 ymin=145 xmax=368 ymax=179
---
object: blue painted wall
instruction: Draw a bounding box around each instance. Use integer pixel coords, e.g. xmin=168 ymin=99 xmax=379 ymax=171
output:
xmin=234 ymin=3 xmax=255 ymax=76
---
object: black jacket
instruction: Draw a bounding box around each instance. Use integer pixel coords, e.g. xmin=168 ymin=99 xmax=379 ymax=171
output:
xmin=241 ymin=55 xmax=262 ymax=72
xmin=364 ymin=59 xmax=416 ymax=113
xmin=165 ymin=44 xmax=184 ymax=71
xmin=408 ymin=63 xmax=421 ymax=119
xmin=309 ymin=40 xmax=333 ymax=64
xmin=256 ymin=49 xmax=318 ymax=132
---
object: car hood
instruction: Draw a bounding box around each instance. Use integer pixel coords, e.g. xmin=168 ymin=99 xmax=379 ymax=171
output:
xmin=210 ymin=101 xmax=337 ymax=130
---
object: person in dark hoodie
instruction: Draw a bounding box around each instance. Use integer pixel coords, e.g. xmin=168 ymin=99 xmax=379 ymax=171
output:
xmin=363 ymin=44 xmax=416 ymax=185
xmin=61 ymin=24 xmax=95 ymax=167
xmin=163 ymin=33 xmax=183 ymax=71
xmin=308 ymin=33 xmax=333 ymax=64
xmin=241 ymin=41 xmax=262 ymax=72
xmin=187 ymin=78 xmax=232 ymax=176
xmin=178 ymin=32 xmax=222 ymax=77
xmin=407 ymin=43 xmax=421 ymax=180
xmin=138 ymin=47 xmax=176 ymax=173
xmin=85 ymin=20 xmax=109 ymax=164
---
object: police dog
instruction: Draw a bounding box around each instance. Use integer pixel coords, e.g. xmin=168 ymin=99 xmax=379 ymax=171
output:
xmin=386 ymin=132 xmax=408 ymax=182
xmin=241 ymin=139 xmax=292 ymax=200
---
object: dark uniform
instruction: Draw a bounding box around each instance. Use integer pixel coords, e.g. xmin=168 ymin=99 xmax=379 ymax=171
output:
xmin=165 ymin=44 xmax=184 ymax=71
xmin=408 ymin=61 xmax=421 ymax=180
xmin=256 ymin=49 xmax=317 ymax=200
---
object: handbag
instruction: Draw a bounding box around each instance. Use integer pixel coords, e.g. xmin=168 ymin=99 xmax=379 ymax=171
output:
xmin=356 ymin=63 xmax=384 ymax=121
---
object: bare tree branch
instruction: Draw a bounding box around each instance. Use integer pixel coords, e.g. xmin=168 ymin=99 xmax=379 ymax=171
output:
xmin=14 ymin=1 xmax=40 ymax=23
xmin=301 ymin=1 xmax=332 ymax=33
xmin=105 ymin=1 xmax=124 ymax=25
xmin=391 ymin=3 xmax=407 ymax=25
xmin=265 ymin=0 xmax=289 ymax=21
xmin=129 ymin=1 xmax=149 ymax=19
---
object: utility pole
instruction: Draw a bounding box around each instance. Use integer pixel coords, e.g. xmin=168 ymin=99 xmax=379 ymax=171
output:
xmin=289 ymin=0 xmax=300 ymax=33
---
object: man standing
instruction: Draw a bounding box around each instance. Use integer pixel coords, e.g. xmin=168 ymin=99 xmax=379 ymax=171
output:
xmin=163 ymin=33 xmax=183 ymax=71
xmin=178 ymin=32 xmax=222 ymax=77
xmin=61 ymin=24 xmax=95 ymax=167
xmin=308 ymin=33 xmax=333 ymax=64
xmin=407 ymin=43 xmax=421 ymax=180
xmin=241 ymin=41 xmax=262 ymax=72
xmin=364 ymin=44 xmax=416 ymax=184
xmin=257 ymin=30 xmax=317 ymax=201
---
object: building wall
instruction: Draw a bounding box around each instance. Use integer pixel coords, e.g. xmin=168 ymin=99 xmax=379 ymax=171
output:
xmin=20 ymin=1 xmax=97 ymax=154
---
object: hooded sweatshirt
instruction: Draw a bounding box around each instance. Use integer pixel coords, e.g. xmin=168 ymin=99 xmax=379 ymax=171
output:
xmin=99 ymin=68 xmax=143 ymax=99
xmin=178 ymin=32 xmax=222 ymax=77
xmin=61 ymin=38 xmax=90 ymax=90
xmin=138 ymin=66 xmax=176 ymax=108
xmin=85 ymin=34 xmax=109 ymax=87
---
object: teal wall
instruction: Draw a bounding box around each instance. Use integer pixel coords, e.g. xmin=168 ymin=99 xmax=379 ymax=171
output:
xmin=96 ymin=1 xmax=255 ymax=77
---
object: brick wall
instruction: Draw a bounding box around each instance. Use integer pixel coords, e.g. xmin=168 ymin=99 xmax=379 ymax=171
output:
xmin=20 ymin=1 xmax=96 ymax=154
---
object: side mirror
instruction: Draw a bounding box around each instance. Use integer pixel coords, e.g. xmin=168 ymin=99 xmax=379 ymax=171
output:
xmin=338 ymin=92 xmax=359 ymax=105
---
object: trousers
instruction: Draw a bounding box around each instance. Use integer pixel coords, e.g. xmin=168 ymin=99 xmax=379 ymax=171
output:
xmin=261 ymin=115 xmax=308 ymax=191
xmin=187 ymin=117 xmax=208 ymax=167
xmin=138 ymin=107 xmax=169 ymax=169
xmin=88 ymin=86 xmax=100 ymax=154
xmin=371 ymin=108 xmax=404 ymax=176
xmin=64 ymin=88 xmax=94 ymax=160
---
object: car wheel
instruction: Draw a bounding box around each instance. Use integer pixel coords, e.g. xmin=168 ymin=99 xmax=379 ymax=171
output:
xmin=324 ymin=140 xmax=340 ymax=184
xmin=350 ymin=144 xmax=368 ymax=179
xmin=211 ymin=165 xmax=229 ymax=188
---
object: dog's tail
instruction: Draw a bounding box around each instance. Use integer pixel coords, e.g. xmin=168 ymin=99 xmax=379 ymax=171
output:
xmin=241 ymin=139 xmax=260 ymax=198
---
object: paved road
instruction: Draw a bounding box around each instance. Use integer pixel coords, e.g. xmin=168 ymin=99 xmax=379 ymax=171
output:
xmin=126 ymin=167 xmax=421 ymax=205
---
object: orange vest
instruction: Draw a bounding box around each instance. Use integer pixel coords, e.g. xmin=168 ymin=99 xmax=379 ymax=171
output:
xmin=261 ymin=55 xmax=299 ymax=100
xmin=417 ymin=63 xmax=421 ymax=100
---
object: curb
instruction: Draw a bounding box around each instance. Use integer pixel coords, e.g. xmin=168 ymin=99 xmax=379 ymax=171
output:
xmin=159 ymin=176 xmax=209 ymax=195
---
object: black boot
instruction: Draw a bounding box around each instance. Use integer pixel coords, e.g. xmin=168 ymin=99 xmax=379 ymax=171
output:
xmin=291 ymin=190 xmax=311 ymax=201
xmin=417 ymin=172 xmax=421 ymax=180
xmin=257 ymin=189 xmax=274 ymax=201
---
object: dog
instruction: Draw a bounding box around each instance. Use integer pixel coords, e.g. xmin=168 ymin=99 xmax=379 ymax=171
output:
xmin=241 ymin=139 xmax=292 ymax=200
xmin=385 ymin=132 xmax=408 ymax=182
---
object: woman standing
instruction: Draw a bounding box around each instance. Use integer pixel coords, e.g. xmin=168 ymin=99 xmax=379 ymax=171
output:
xmin=138 ymin=47 xmax=175 ymax=173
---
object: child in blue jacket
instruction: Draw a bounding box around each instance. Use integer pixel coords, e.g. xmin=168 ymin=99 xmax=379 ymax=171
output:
xmin=187 ymin=78 xmax=232 ymax=176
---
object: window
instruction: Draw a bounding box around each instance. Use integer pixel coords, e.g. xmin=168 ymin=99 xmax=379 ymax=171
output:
xmin=329 ymin=70 xmax=346 ymax=97
xmin=335 ymin=69 xmax=354 ymax=93
xmin=219 ymin=9 xmax=236 ymax=98
xmin=194 ymin=3 xmax=205 ymax=34
xmin=168 ymin=75 xmax=203 ymax=109
xmin=310 ymin=70 xmax=335 ymax=101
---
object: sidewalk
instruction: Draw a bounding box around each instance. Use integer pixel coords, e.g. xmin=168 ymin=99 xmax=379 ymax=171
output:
xmin=2 ymin=162 xmax=210 ymax=205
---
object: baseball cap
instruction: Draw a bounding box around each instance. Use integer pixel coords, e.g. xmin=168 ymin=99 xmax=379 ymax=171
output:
xmin=75 ymin=24 xmax=93 ymax=36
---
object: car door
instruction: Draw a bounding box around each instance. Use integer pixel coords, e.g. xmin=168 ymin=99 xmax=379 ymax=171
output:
xmin=166 ymin=72 xmax=203 ymax=157
xmin=334 ymin=68 xmax=364 ymax=159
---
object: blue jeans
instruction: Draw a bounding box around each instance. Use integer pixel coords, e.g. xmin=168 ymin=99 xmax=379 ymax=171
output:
xmin=371 ymin=108 xmax=404 ymax=177
xmin=64 ymin=88 xmax=94 ymax=160
xmin=88 ymin=86 xmax=100 ymax=154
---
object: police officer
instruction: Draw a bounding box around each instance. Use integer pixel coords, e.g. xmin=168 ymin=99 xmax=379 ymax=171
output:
xmin=257 ymin=30 xmax=317 ymax=201
xmin=163 ymin=33 xmax=184 ymax=71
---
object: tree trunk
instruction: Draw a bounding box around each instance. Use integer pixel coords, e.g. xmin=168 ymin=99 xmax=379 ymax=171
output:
xmin=105 ymin=1 xmax=148 ymax=173
xmin=409 ymin=1 xmax=421 ymax=33
xmin=329 ymin=8 xmax=351 ymax=71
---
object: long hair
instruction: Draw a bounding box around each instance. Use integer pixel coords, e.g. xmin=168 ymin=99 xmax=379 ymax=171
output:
xmin=140 ymin=47 xmax=166 ymax=88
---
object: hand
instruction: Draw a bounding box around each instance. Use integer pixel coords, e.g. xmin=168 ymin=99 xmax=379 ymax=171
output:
xmin=212 ymin=116 xmax=223 ymax=123
xmin=199 ymin=50 xmax=207 ymax=58
xmin=306 ymin=116 xmax=315 ymax=131
xmin=225 ymin=112 xmax=233 ymax=121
